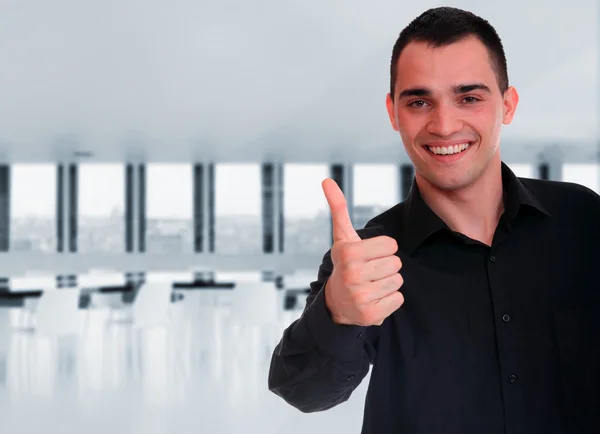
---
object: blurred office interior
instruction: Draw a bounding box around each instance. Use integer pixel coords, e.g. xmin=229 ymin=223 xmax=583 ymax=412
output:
xmin=0 ymin=0 xmax=598 ymax=433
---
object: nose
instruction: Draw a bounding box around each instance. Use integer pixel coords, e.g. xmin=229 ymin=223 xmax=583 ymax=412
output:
xmin=426 ymin=103 xmax=463 ymax=137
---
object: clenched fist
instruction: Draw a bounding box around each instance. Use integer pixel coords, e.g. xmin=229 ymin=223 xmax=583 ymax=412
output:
xmin=322 ymin=178 xmax=405 ymax=327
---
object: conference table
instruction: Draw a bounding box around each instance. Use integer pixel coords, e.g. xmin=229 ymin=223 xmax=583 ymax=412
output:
xmin=0 ymin=270 xmax=310 ymax=312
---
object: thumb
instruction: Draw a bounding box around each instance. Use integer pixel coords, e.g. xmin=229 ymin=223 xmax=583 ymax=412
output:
xmin=322 ymin=178 xmax=361 ymax=243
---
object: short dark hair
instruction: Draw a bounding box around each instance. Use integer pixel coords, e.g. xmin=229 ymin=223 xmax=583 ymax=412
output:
xmin=389 ymin=7 xmax=509 ymax=100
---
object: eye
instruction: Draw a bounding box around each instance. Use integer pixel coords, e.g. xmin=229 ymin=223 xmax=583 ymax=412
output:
xmin=462 ymin=96 xmax=480 ymax=104
xmin=408 ymin=100 xmax=429 ymax=108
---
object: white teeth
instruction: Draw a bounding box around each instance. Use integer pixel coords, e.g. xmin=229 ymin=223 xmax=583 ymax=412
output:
xmin=427 ymin=142 xmax=471 ymax=155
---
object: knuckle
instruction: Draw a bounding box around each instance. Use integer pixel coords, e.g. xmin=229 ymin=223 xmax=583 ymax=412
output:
xmin=349 ymin=267 xmax=362 ymax=285
xmin=341 ymin=269 xmax=355 ymax=287
xmin=385 ymin=236 xmax=399 ymax=252
xmin=395 ymin=273 xmax=404 ymax=287
xmin=346 ymin=267 xmax=363 ymax=286
xmin=339 ymin=245 xmax=356 ymax=264
xmin=396 ymin=291 xmax=405 ymax=306
xmin=383 ymin=274 xmax=396 ymax=290
xmin=393 ymin=255 xmax=403 ymax=270
xmin=384 ymin=255 xmax=401 ymax=273
xmin=391 ymin=294 xmax=405 ymax=310
xmin=350 ymin=288 xmax=367 ymax=305
xmin=382 ymin=274 xmax=402 ymax=292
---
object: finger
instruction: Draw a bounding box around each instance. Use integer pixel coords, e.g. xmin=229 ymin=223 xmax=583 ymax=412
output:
xmin=322 ymin=178 xmax=361 ymax=243
xmin=354 ymin=272 xmax=403 ymax=304
xmin=366 ymin=272 xmax=404 ymax=300
xmin=353 ymin=235 xmax=399 ymax=261
xmin=361 ymin=255 xmax=402 ymax=282
xmin=374 ymin=289 xmax=405 ymax=318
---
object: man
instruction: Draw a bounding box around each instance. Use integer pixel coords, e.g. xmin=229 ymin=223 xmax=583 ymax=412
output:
xmin=268 ymin=6 xmax=600 ymax=434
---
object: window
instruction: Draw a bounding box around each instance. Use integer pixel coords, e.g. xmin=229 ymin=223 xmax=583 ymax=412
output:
xmin=10 ymin=164 xmax=56 ymax=252
xmin=284 ymin=164 xmax=330 ymax=256
xmin=506 ymin=163 xmax=534 ymax=179
xmin=78 ymin=164 xmax=125 ymax=253
xmin=146 ymin=164 xmax=193 ymax=254
xmin=563 ymin=164 xmax=599 ymax=193
xmin=353 ymin=164 xmax=399 ymax=230
xmin=214 ymin=164 xmax=261 ymax=254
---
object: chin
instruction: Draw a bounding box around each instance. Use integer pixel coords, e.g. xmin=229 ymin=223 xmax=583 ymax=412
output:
xmin=421 ymin=171 xmax=476 ymax=192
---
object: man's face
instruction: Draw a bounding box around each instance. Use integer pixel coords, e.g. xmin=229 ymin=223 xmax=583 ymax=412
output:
xmin=386 ymin=35 xmax=518 ymax=192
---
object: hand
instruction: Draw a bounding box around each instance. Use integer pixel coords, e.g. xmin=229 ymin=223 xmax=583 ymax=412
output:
xmin=321 ymin=178 xmax=405 ymax=327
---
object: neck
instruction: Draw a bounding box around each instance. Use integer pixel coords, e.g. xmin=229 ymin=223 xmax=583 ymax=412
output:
xmin=415 ymin=157 xmax=504 ymax=246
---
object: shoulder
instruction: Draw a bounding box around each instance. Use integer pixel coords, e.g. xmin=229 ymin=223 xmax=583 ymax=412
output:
xmin=520 ymin=177 xmax=600 ymax=221
xmin=520 ymin=177 xmax=600 ymax=204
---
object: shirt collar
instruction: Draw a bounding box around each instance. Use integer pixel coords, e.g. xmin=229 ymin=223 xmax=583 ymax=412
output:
xmin=397 ymin=161 xmax=551 ymax=255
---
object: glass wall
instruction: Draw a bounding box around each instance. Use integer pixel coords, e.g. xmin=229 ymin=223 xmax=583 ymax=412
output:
xmin=146 ymin=164 xmax=193 ymax=253
xmin=10 ymin=164 xmax=56 ymax=253
xmin=505 ymin=163 xmax=534 ymax=179
xmin=78 ymin=164 xmax=125 ymax=253
xmin=214 ymin=164 xmax=261 ymax=254
xmin=353 ymin=164 xmax=399 ymax=230
xmin=563 ymin=164 xmax=599 ymax=193
xmin=284 ymin=164 xmax=330 ymax=256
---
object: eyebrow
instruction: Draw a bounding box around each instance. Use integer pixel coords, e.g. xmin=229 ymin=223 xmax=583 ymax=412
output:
xmin=398 ymin=83 xmax=492 ymax=99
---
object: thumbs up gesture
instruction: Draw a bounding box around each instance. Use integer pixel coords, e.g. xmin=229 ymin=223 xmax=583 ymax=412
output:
xmin=322 ymin=178 xmax=405 ymax=326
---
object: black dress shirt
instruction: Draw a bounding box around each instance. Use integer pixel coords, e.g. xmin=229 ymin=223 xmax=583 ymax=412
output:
xmin=268 ymin=162 xmax=600 ymax=434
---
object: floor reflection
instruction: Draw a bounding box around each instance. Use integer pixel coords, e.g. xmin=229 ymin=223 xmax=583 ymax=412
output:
xmin=0 ymin=282 xmax=370 ymax=434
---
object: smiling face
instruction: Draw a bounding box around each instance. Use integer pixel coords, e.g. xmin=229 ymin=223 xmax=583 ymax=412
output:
xmin=386 ymin=35 xmax=519 ymax=192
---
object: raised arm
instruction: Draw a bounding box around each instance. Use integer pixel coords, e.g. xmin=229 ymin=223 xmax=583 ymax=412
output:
xmin=267 ymin=178 xmax=404 ymax=412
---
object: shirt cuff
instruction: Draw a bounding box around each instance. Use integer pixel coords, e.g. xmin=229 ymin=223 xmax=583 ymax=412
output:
xmin=306 ymin=281 xmax=367 ymax=361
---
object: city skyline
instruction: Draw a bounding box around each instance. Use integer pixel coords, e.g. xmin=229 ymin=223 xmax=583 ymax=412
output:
xmin=9 ymin=162 xmax=599 ymax=220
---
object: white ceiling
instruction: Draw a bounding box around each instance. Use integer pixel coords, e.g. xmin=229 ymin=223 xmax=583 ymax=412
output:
xmin=0 ymin=0 xmax=597 ymax=162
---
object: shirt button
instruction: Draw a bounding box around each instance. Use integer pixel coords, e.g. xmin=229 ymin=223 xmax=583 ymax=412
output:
xmin=347 ymin=375 xmax=356 ymax=381
xmin=508 ymin=374 xmax=518 ymax=384
xmin=502 ymin=314 xmax=511 ymax=323
xmin=489 ymin=255 xmax=496 ymax=263
xmin=357 ymin=331 xmax=365 ymax=338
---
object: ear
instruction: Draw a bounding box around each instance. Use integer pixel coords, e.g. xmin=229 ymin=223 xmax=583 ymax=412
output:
xmin=386 ymin=93 xmax=399 ymax=131
xmin=502 ymin=86 xmax=519 ymax=125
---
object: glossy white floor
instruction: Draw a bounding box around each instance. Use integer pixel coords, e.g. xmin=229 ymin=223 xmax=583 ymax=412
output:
xmin=0 ymin=277 xmax=370 ymax=434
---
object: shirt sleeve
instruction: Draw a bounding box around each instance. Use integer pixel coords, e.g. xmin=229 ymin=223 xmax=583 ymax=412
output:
xmin=267 ymin=245 xmax=379 ymax=413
